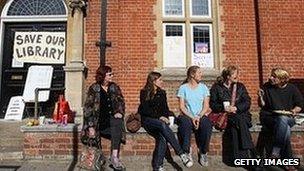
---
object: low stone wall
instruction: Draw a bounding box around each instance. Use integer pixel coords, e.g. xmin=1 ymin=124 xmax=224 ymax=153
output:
xmin=20 ymin=124 xmax=304 ymax=160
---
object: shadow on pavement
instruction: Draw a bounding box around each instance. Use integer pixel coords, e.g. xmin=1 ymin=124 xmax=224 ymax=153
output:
xmin=67 ymin=124 xmax=79 ymax=171
xmin=0 ymin=165 xmax=20 ymax=171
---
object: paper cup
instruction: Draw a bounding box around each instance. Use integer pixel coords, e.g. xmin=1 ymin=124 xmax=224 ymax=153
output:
xmin=39 ymin=116 xmax=45 ymax=125
xmin=169 ymin=116 xmax=175 ymax=126
xmin=223 ymin=101 xmax=230 ymax=109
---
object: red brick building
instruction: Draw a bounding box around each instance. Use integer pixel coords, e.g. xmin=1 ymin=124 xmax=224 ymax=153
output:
xmin=85 ymin=0 xmax=304 ymax=115
xmin=1 ymin=0 xmax=303 ymax=161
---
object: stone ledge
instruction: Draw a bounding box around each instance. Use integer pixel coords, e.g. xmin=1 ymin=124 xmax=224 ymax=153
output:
xmin=20 ymin=123 xmax=81 ymax=132
xmin=160 ymin=68 xmax=220 ymax=81
xmin=20 ymin=123 xmax=304 ymax=133
xmin=136 ymin=124 xmax=304 ymax=133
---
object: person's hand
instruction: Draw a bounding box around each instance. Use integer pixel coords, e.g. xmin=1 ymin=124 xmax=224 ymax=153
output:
xmin=192 ymin=117 xmax=200 ymax=130
xmin=114 ymin=113 xmax=123 ymax=118
xmin=159 ymin=116 xmax=169 ymax=124
xmin=226 ymin=106 xmax=237 ymax=114
xmin=291 ymin=109 xmax=299 ymax=116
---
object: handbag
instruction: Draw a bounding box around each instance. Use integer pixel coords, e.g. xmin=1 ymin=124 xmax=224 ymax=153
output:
xmin=208 ymin=83 xmax=237 ymax=130
xmin=208 ymin=112 xmax=228 ymax=130
xmin=78 ymin=145 xmax=105 ymax=171
xmin=126 ymin=112 xmax=141 ymax=133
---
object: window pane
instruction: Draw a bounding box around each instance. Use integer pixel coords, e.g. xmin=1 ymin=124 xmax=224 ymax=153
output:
xmin=166 ymin=25 xmax=183 ymax=36
xmin=192 ymin=0 xmax=209 ymax=16
xmin=164 ymin=0 xmax=183 ymax=16
xmin=7 ymin=0 xmax=66 ymax=16
xmin=163 ymin=24 xmax=186 ymax=67
xmin=192 ymin=25 xmax=213 ymax=68
xmin=193 ymin=26 xmax=210 ymax=53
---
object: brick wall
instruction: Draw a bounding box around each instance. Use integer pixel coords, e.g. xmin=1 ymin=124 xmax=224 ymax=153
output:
xmin=219 ymin=0 xmax=260 ymax=109
xmin=22 ymin=126 xmax=304 ymax=160
xmin=85 ymin=0 xmax=157 ymax=114
xmin=257 ymin=0 xmax=304 ymax=79
xmin=85 ymin=0 xmax=304 ymax=113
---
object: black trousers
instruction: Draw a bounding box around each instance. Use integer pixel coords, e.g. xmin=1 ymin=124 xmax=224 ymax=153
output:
xmin=99 ymin=116 xmax=124 ymax=151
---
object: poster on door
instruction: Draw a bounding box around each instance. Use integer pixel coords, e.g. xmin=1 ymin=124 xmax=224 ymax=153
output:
xmin=13 ymin=32 xmax=65 ymax=64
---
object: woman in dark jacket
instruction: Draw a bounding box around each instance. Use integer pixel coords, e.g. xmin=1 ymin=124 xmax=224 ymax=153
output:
xmin=139 ymin=71 xmax=193 ymax=171
xmin=210 ymin=66 xmax=256 ymax=169
xmin=83 ymin=65 xmax=126 ymax=170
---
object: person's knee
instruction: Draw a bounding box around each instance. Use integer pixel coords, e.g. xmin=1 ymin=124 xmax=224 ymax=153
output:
xmin=159 ymin=121 xmax=169 ymax=132
xmin=200 ymin=117 xmax=212 ymax=128
xmin=177 ymin=115 xmax=192 ymax=126
xmin=275 ymin=116 xmax=290 ymax=128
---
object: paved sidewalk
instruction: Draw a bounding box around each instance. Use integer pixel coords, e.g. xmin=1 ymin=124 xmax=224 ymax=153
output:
xmin=2 ymin=156 xmax=303 ymax=171
xmin=0 ymin=156 xmax=245 ymax=171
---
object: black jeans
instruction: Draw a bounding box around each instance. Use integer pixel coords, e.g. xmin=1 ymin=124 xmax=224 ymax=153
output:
xmin=177 ymin=115 xmax=213 ymax=154
xmin=99 ymin=116 xmax=124 ymax=151
xmin=142 ymin=117 xmax=183 ymax=169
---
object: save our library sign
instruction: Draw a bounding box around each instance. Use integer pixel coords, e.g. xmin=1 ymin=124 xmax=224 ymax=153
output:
xmin=13 ymin=32 xmax=65 ymax=64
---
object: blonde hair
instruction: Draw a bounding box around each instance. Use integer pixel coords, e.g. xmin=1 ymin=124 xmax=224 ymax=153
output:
xmin=272 ymin=68 xmax=290 ymax=85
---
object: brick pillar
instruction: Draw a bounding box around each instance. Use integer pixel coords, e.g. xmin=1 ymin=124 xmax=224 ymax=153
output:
xmin=64 ymin=0 xmax=87 ymax=124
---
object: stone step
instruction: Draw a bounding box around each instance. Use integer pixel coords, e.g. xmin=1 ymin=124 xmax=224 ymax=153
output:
xmin=0 ymin=120 xmax=24 ymax=160
xmin=0 ymin=151 xmax=23 ymax=160
xmin=0 ymin=139 xmax=23 ymax=146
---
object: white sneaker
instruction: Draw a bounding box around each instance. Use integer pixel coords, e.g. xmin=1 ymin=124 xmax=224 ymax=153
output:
xmin=158 ymin=166 xmax=165 ymax=171
xmin=188 ymin=147 xmax=193 ymax=163
xmin=180 ymin=153 xmax=193 ymax=168
xmin=199 ymin=153 xmax=208 ymax=167
xmin=187 ymin=153 xmax=193 ymax=163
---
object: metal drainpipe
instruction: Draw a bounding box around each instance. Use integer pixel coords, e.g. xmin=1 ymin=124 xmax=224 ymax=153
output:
xmin=254 ymin=0 xmax=263 ymax=87
xmin=96 ymin=0 xmax=111 ymax=66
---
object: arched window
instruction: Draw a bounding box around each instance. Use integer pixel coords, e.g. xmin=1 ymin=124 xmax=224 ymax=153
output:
xmin=7 ymin=0 xmax=66 ymax=16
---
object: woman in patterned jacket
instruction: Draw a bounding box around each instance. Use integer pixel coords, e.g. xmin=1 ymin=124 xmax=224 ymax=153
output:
xmin=83 ymin=65 xmax=126 ymax=170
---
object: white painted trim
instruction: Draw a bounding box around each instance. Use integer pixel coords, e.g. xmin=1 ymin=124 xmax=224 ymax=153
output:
xmin=1 ymin=0 xmax=68 ymax=18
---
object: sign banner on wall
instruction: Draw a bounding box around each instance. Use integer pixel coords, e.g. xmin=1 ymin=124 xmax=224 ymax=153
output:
xmin=13 ymin=32 xmax=65 ymax=64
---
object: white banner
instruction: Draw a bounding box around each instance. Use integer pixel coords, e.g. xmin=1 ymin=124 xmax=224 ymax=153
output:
xmin=13 ymin=32 xmax=65 ymax=64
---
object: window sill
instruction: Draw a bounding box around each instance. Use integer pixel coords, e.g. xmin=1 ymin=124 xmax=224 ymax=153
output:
xmin=160 ymin=68 xmax=220 ymax=81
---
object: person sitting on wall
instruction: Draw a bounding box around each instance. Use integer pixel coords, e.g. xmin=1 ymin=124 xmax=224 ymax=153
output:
xmin=258 ymin=68 xmax=303 ymax=170
xmin=176 ymin=65 xmax=213 ymax=167
xmin=83 ymin=65 xmax=126 ymax=170
xmin=138 ymin=71 xmax=193 ymax=171
xmin=210 ymin=65 xmax=258 ymax=170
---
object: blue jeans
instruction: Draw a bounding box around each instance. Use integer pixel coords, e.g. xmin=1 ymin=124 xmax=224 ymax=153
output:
xmin=177 ymin=115 xmax=213 ymax=154
xmin=274 ymin=116 xmax=295 ymax=157
xmin=142 ymin=117 xmax=183 ymax=170
xmin=261 ymin=115 xmax=295 ymax=158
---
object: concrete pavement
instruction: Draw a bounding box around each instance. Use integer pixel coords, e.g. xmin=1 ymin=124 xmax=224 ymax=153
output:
xmin=2 ymin=156 xmax=303 ymax=171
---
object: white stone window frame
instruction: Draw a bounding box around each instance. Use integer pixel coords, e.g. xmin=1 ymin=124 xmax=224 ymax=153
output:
xmin=189 ymin=0 xmax=211 ymax=18
xmin=190 ymin=23 xmax=214 ymax=68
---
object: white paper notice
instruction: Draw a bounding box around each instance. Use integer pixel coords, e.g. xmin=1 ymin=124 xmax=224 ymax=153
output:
xmin=192 ymin=53 xmax=214 ymax=68
xmin=163 ymin=37 xmax=186 ymax=67
xmin=22 ymin=65 xmax=53 ymax=102
xmin=4 ymin=96 xmax=25 ymax=121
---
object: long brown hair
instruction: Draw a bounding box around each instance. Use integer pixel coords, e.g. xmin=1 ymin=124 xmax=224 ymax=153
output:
xmin=217 ymin=65 xmax=238 ymax=84
xmin=95 ymin=65 xmax=112 ymax=84
xmin=142 ymin=71 xmax=162 ymax=101
xmin=182 ymin=65 xmax=200 ymax=84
